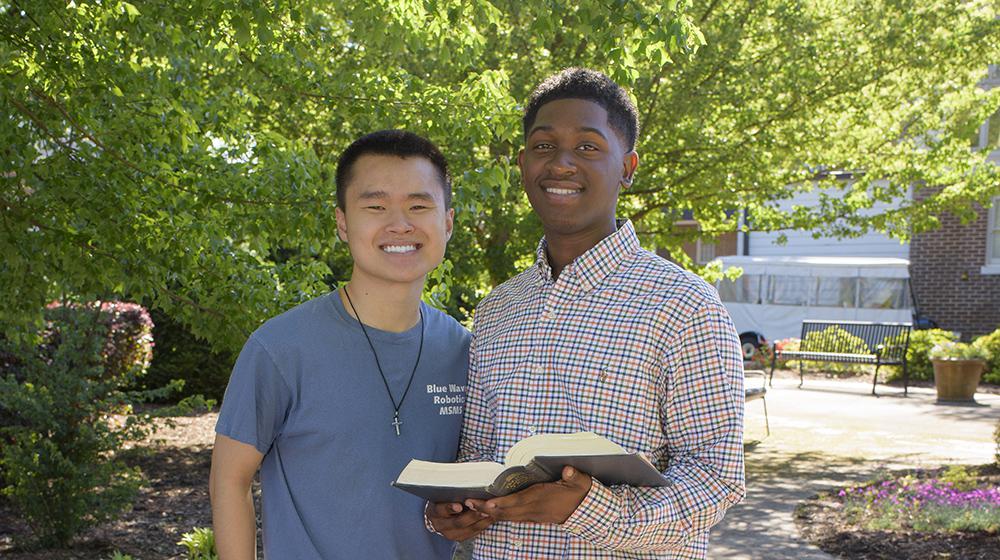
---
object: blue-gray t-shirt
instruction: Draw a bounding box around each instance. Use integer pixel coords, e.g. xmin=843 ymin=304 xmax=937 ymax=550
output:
xmin=215 ymin=292 xmax=470 ymax=559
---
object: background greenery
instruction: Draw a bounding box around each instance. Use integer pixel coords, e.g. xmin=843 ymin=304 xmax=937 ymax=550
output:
xmin=3 ymin=0 xmax=999 ymax=356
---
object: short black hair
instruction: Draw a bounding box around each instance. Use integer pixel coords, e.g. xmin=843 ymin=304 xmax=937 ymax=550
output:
xmin=335 ymin=129 xmax=451 ymax=209
xmin=522 ymin=68 xmax=640 ymax=151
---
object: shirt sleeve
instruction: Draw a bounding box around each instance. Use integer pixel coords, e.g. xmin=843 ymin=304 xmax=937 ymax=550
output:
xmin=215 ymin=335 xmax=293 ymax=455
xmin=560 ymin=299 xmax=746 ymax=552
xmin=456 ymin=331 xmax=496 ymax=464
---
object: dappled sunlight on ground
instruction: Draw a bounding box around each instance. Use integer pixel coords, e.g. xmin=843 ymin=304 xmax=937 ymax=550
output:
xmin=710 ymin=374 xmax=1000 ymax=559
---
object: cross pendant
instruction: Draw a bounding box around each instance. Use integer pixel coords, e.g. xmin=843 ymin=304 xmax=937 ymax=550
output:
xmin=392 ymin=413 xmax=402 ymax=436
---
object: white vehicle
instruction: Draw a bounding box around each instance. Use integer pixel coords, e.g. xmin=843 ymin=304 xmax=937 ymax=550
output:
xmin=713 ymin=256 xmax=917 ymax=358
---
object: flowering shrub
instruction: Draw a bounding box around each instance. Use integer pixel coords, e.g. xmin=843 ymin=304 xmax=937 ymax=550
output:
xmin=929 ymin=341 xmax=993 ymax=361
xmin=0 ymin=301 xmax=204 ymax=548
xmin=753 ymin=337 xmax=800 ymax=369
xmin=838 ymin=468 xmax=1000 ymax=533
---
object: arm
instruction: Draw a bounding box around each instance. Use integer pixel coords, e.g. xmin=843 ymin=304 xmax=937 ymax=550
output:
xmin=210 ymin=434 xmax=264 ymax=560
xmin=425 ymin=333 xmax=496 ymax=540
xmin=475 ymin=300 xmax=747 ymax=552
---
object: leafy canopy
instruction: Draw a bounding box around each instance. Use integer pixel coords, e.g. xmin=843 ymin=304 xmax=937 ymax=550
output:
xmin=2 ymin=0 xmax=998 ymax=350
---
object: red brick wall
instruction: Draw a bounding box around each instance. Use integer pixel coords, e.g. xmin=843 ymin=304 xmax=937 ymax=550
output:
xmin=909 ymin=201 xmax=1000 ymax=339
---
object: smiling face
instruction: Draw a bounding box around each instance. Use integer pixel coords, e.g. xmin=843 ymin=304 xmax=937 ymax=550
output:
xmin=518 ymin=98 xmax=638 ymax=246
xmin=335 ymin=154 xmax=454 ymax=291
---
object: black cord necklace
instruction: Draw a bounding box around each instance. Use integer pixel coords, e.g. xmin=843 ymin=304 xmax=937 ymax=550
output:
xmin=343 ymin=286 xmax=424 ymax=436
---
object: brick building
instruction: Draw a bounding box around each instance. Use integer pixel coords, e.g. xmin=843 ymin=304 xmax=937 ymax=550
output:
xmin=909 ymin=197 xmax=1000 ymax=339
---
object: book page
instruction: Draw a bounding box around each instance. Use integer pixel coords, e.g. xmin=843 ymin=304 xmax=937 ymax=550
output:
xmin=504 ymin=432 xmax=628 ymax=467
xmin=395 ymin=460 xmax=507 ymax=488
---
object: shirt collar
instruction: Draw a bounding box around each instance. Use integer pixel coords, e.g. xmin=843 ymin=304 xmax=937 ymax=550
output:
xmin=533 ymin=219 xmax=641 ymax=292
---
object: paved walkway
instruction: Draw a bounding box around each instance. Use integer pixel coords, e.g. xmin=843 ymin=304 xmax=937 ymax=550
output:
xmin=709 ymin=375 xmax=1000 ymax=559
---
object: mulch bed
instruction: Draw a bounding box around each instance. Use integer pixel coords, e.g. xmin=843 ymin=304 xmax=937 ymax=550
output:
xmin=0 ymin=413 xmax=221 ymax=560
xmin=796 ymin=464 xmax=1000 ymax=560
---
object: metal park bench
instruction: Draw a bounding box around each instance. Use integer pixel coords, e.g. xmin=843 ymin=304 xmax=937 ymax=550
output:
xmin=744 ymin=369 xmax=770 ymax=436
xmin=768 ymin=320 xmax=912 ymax=396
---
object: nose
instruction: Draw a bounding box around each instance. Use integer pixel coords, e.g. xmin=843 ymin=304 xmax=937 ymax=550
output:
xmin=385 ymin=209 xmax=415 ymax=234
xmin=547 ymin=148 xmax=576 ymax=176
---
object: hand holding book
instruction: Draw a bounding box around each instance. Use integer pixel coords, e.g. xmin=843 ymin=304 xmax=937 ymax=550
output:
xmin=394 ymin=431 xmax=668 ymax=503
xmin=465 ymin=464 xmax=592 ymax=525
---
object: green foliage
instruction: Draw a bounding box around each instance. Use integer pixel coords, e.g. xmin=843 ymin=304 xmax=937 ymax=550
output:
xmin=178 ymin=527 xmax=219 ymax=560
xmin=108 ymin=552 xmax=135 ymax=560
xmin=0 ymin=301 xmax=195 ymax=548
xmin=940 ymin=465 xmax=978 ymax=492
xmin=994 ymin=419 xmax=1000 ymax=467
xmin=929 ymin=341 xmax=993 ymax=361
xmin=973 ymin=328 xmax=1000 ymax=384
xmin=893 ymin=328 xmax=959 ymax=382
xmin=140 ymin=309 xmax=235 ymax=402
xmin=1 ymin=1 xmax=998 ymax=352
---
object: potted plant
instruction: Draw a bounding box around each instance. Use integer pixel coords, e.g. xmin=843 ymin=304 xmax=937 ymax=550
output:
xmin=928 ymin=341 xmax=993 ymax=402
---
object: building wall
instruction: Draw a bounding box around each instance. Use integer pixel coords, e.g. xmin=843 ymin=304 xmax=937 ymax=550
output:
xmin=909 ymin=200 xmax=1000 ymax=339
xmin=746 ymin=184 xmax=910 ymax=258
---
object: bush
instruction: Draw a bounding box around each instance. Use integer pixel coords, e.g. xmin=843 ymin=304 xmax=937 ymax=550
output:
xmin=994 ymin=419 xmax=1000 ymax=467
xmin=138 ymin=309 xmax=235 ymax=403
xmin=973 ymin=328 xmax=1000 ymax=385
xmin=0 ymin=301 xmax=177 ymax=548
xmin=753 ymin=337 xmax=800 ymax=369
xmin=890 ymin=328 xmax=959 ymax=382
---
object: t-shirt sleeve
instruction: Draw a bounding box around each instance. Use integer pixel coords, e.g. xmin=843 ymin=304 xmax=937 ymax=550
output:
xmin=215 ymin=335 xmax=293 ymax=455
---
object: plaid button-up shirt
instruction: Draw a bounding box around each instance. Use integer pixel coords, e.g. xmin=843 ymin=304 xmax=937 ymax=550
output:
xmin=459 ymin=220 xmax=745 ymax=559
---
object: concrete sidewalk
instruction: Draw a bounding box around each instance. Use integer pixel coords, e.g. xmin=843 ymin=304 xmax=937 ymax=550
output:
xmin=709 ymin=376 xmax=1000 ymax=559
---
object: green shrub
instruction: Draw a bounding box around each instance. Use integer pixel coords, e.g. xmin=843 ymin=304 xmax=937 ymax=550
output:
xmin=994 ymin=419 xmax=1000 ymax=467
xmin=888 ymin=328 xmax=958 ymax=382
xmin=973 ymin=328 xmax=1000 ymax=385
xmin=138 ymin=309 xmax=235 ymax=403
xmin=178 ymin=527 xmax=219 ymax=560
xmin=0 ymin=301 xmax=182 ymax=548
xmin=108 ymin=552 xmax=134 ymax=560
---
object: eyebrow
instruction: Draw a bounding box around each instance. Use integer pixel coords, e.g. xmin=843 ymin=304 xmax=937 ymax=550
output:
xmin=527 ymin=125 xmax=609 ymax=142
xmin=356 ymin=190 xmax=437 ymax=203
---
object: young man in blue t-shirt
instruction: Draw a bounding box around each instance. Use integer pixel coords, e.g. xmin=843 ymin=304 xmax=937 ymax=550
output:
xmin=210 ymin=130 xmax=470 ymax=559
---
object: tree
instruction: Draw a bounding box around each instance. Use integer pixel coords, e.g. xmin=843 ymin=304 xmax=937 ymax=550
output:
xmin=3 ymin=0 xmax=998 ymax=352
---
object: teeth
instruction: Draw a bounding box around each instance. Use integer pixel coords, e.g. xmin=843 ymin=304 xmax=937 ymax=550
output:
xmin=544 ymin=188 xmax=579 ymax=195
xmin=383 ymin=245 xmax=417 ymax=253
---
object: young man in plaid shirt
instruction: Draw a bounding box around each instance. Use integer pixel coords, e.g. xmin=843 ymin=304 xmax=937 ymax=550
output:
xmin=427 ymin=68 xmax=746 ymax=559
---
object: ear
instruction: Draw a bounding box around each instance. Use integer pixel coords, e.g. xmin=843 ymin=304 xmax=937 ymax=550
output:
xmin=335 ymin=207 xmax=348 ymax=243
xmin=620 ymin=150 xmax=639 ymax=189
xmin=517 ymin=148 xmax=526 ymax=183
xmin=445 ymin=207 xmax=455 ymax=241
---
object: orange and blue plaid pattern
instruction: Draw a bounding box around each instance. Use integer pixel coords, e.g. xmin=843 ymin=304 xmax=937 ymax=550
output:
xmin=459 ymin=221 xmax=746 ymax=559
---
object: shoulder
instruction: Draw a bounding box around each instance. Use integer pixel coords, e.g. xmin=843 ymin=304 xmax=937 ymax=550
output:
xmin=250 ymin=292 xmax=337 ymax=351
xmin=614 ymin=250 xmax=728 ymax=332
xmin=421 ymin=303 xmax=471 ymax=345
xmin=475 ymin=268 xmax=537 ymax=319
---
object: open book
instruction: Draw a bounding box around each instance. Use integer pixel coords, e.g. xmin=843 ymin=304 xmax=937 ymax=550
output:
xmin=392 ymin=432 xmax=668 ymax=502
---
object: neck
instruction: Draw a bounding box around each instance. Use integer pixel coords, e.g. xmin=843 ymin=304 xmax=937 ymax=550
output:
xmin=544 ymin=219 xmax=617 ymax=279
xmin=340 ymin=275 xmax=423 ymax=333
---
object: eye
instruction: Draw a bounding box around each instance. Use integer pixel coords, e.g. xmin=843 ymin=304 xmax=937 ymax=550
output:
xmin=577 ymin=143 xmax=598 ymax=151
xmin=410 ymin=204 xmax=430 ymax=211
xmin=365 ymin=205 xmax=385 ymax=211
xmin=533 ymin=142 xmax=555 ymax=150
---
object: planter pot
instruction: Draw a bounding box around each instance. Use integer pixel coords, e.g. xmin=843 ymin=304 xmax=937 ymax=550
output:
xmin=931 ymin=358 xmax=986 ymax=402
